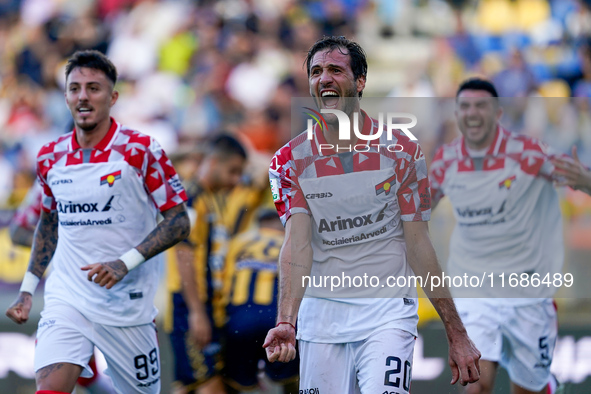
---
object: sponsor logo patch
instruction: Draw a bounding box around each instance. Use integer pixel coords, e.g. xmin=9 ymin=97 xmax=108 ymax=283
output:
xmin=51 ymin=179 xmax=73 ymax=185
xmin=499 ymin=175 xmax=516 ymax=189
xmin=300 ymin=389 xmax=319 ymax=394
xmin=270 ymin=178 xmax=280 ymax=202
xmin=100 ymin=170 xmax=122 ymax=187
xmin=305 ymin=192 xmax=333 ymax=199
xmin=129 ymin=291 xmax=143 ymax=300
xmin=168 ymin=176 xmax=184 ymax=193
xmin=318 ymin=203 xmax=388 ymax=233
xmin=375 ymin=174 xmax=397 ymax=196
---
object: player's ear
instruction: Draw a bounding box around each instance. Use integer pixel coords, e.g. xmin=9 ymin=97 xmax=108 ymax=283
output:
xmin=356 ymin=74 xmax=366 ymax=94
xmin=110 ymin=89 xmax=119 ymax=107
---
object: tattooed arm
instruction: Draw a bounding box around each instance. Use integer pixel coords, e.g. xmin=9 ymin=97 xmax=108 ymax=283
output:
xmin=82 ymin=203 xmax=191 ymax=289
xmin=6 ymin=210 xmax=59 ymax=324
xmin=135 ymin=203 xmax=191 ymax=259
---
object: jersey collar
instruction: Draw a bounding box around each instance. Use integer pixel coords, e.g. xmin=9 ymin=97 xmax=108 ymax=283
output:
xmin=70 ymin=117 xmax=119 ymax=151
xmin=313 ymin=109 xmax=376 ymax=156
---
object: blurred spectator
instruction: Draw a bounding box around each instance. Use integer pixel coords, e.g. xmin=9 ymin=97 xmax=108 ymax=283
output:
xmin=573 ymin=42 xmax=591 ymax=97
xmin=1 ymin=0 xmax=590 ymax=177
xmin=0 ymin=1 xmax=590 ymax=392
xmin=493 ymin=48 xmax=537 ymax=97
xmin=447 ymin=11 xmax=481 ymax=70
xmin=566 ymin=0 xmax=591 ymax=38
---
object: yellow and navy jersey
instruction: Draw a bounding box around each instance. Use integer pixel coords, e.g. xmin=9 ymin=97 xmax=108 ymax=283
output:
xmin=166 ymin=181 xmax=268 ymax=330
xmin=222 ymin=227 xmax=284 ymax=314
xmin=167 ymin=182 xmax=264 ymax=291
xmin=224 ymin=182 xmax=270 ymax=236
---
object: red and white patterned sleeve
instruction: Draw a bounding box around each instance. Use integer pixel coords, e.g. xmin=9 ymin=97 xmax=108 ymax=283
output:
xmin=514 ymin=135 xmax=567 ymax=181
xmin=269 ymin=143 xmax=309 ymax=226
xmin=36 ymin=141 xmax=57 ymax=213
xmin=428 ymin=146 xmax=447 ymax=206
xmin=141 ymin=137 xmax=188 ymax=212
xmin=395 ymin=139 xmax=431 ymax=222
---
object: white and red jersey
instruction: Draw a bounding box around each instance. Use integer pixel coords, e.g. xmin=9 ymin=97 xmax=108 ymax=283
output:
xmin=37 ymin=118 xmax=187 ymax=326
xmin=270 ymin=111 xmax=430 ymax=343
xmin=429 ymin=127 xmax=563 ymax=303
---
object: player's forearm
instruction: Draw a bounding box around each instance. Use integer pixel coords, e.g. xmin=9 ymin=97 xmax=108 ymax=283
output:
xmin=428 ymin=297 xmax=468 ymax=341
xmin=135 ymin=204 xmax=190 ymax=260
xmin=175 ymin=245 xmax=206 ymax=314
xmin=404 ymin=223 xmax=467 ymax=339
xmin=404 ymin=221 xmax=451 ymax=299
xmin=277 ymin=216 xmax=313 ymax=325
xmin=407 ymin=251 xmax=468 ymax=342
xmin=277 ymin=242 xmax=312 ymax=325
xmin=26 ymin=210 xmax=58 ymax=278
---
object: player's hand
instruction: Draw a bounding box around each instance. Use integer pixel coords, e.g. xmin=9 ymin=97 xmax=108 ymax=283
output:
xmin=188 ymin=310 xmax=212 ymax=349
xmin=263 ymin=324 xmax=296 ymax=363
xmin=81 ymin=260 xmax=129 ymax=289
xmin=6 ymin=292 xmax=33 ymax=324
xmin=552 ymin=146 xmax=591 ymax=190
xmin=448 ymin=333 xmax=481 ymax=386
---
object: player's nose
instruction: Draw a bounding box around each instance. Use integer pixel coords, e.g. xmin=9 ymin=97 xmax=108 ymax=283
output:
xmin=319 ymin=69 xmax=333 ymax=85
xmin=465 ymin=104 xmax=478 ymax=116
xmin=78 ymin=88 xmax=89 ymax=101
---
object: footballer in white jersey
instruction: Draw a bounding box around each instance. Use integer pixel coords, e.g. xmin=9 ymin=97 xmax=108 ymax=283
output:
xmin=430 ymin=124 xmax=563 ymax=302
xmin=6 ymin=50 xmax=190 ymax=394
xmin=428 ymin=78 xmax=581 ymax=394
xmin=269 ymin=111 xmax=424 ymax=344
xmin=263 ymin=36 xmax=481 ymax=394
xmin=37 ymin=119 xmax=187 ymax=325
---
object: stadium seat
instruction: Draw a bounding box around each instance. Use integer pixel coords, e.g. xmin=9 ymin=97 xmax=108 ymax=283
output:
xmin=530 ymin=63 xmax=554 ymax=83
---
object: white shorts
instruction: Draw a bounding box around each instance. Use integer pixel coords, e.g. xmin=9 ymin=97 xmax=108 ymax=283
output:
xmin=299 ymin=328 xmax=415 ymax=394
xmin=455 ymin=299 xmax=557 ymax=392
xmin=35 ymin=300 xmax=160 ymax=394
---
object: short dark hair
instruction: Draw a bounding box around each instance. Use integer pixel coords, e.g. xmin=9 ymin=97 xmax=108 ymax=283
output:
xmin=456 ymin=78 xmax=499 ymax=98
xmin=304 ymin=36 xmax=368 ymax=97
xmin=65 ymin=50 xmax=117 ymax=86
xmin=209 ymin=134 xmax=247 ymax=160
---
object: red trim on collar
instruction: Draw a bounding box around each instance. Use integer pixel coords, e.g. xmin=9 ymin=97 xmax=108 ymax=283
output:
xmin=71 ymin=117 xmax=118 ymax=151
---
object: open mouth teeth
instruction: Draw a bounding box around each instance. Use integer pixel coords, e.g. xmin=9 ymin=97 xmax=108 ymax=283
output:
xmin=79 ymin=108 xmax=91 ymax=113
xmin=321 ymin=91 xmax=339 ymax=107
xmin=467 ymin=120 xmax=481 ymax=127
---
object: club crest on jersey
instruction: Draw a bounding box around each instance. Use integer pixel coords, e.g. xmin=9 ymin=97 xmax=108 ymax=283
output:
xmin=499 ymin=175 xmax=516 ymax=189
xmin=100 ymin=170 xmax=121 ymax=187
xmin=375 ymin=174 xmax=396 ymax=196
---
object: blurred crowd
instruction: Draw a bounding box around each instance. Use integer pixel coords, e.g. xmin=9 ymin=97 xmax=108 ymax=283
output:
xmin=2 ymin=0 xmax=591 ymax=214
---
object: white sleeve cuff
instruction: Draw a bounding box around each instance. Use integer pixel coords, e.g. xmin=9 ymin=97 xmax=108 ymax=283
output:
xmin=19 ymin=272 xmax=40 ymax=295
xmin=119 ymin=248 xmax=146 ymax=271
